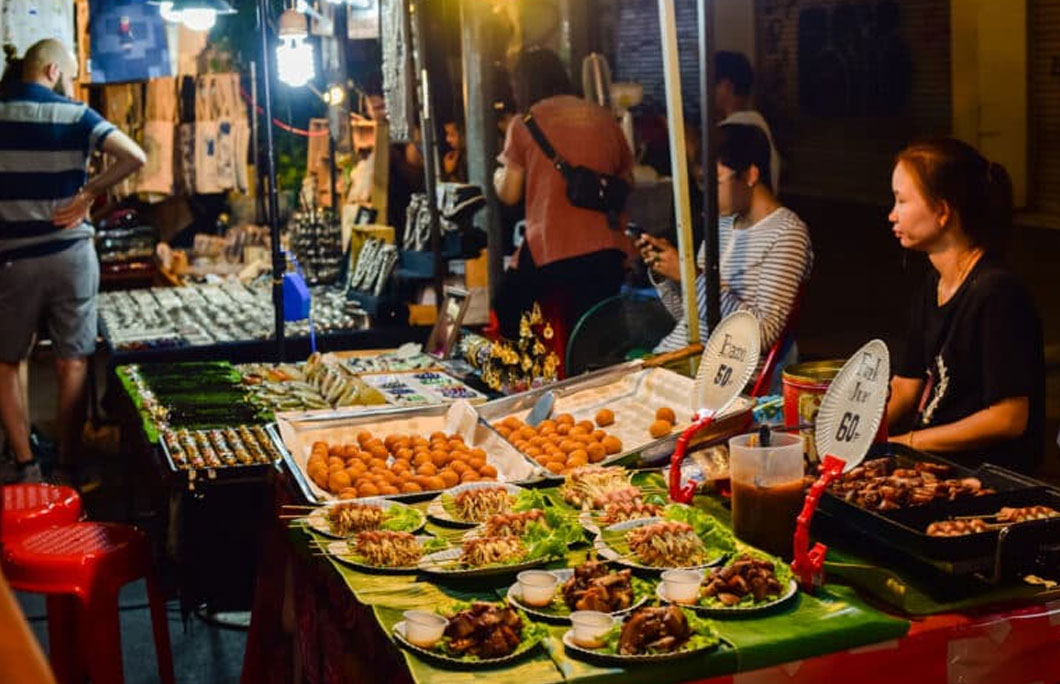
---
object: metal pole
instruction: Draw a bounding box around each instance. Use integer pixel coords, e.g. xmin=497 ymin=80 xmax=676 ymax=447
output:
xmin=657 ymin=0 xmax=700 ymax=345
xmin=410 ymin=0 xmax=445 ymax=311
xmin=459 ymin=0 xmax=501 ymax=301
xmin=257 ymin=0 xmax=285 ymax=360
xmin=329 ymin=133 xmax=338 ymax=214
xmin=250 ymin=60 xmax=264 ymax=225
xmin=698 ymin=0 xmax=720 ymax=330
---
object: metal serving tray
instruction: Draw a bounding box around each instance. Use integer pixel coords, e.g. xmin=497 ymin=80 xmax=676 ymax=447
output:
xmin=158 ymin=424 xmax=283 ymax=488
xmin=474 ymin=361 xmax=754 ymax=479
xmin=815 ymin=443 xmax=1060 ymax=577
xmin=271 ymin=402 xmax=541 ymax=505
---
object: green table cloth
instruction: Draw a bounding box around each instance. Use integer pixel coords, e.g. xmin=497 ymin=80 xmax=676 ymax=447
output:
xmin=292 ymin=483 xmax=910 ymax=684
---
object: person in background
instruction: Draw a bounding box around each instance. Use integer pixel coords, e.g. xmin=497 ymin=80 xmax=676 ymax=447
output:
xmin=492 ymin=47 xmax=634 ymax=340
xmin=886 ymin=139 xmax=1044 ymax=474
xmin=441 ymin=120 xmax=467 ymax=182
xmin=715 ymin=51 xmax=781 ymax=193
xmin=0 ymin=39 xmax=145 ymax=484
xmin=638 ymin=124 xmax=812 ymax=361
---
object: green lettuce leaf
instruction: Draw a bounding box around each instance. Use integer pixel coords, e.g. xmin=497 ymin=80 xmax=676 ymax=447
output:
xmin=663 ymin=503 xmax=736 ymax=554
xmin=513 ymin=489 xmax=549 ymax=512
xmin=380 ymin=505 xmax=424 ymax=532
xmin=421 ymin=536 xmax=449 ymax=554
xmin=525 ymin=528 xmax=569 ymax=561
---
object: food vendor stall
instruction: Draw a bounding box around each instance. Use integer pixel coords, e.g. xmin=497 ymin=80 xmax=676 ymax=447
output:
xmin=111 ymin=344 xmax=495 ymax=616
xmin=227 ymin=325 xmax=1060 ymax=684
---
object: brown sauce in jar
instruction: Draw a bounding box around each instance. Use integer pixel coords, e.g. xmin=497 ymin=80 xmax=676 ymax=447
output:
xmin=731 ymin=479 xmax=806 ymax=558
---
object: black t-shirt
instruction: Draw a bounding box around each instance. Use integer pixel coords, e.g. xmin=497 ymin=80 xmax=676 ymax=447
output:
xmin=896 ymin=259 xmax=1044 ymax=473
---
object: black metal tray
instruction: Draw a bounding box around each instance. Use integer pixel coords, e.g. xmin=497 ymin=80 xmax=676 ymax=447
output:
xmin=814 ymin=443 xmax=1060 ymax=578
xmin=159 ymin=425 xmax=283 ymax=487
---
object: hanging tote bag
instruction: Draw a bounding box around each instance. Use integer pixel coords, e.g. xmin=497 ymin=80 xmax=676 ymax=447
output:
xmin=193 ymin=74 xmax=222 ymax=193
xmin=138 ymin=77 xmax=178 ymax=195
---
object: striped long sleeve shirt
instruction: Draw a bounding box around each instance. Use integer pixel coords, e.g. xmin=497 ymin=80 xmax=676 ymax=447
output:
xmin=0 ymin=82 xmax=115 ymax=255
xmin=653 ymin=207 xmax=813 ymax=354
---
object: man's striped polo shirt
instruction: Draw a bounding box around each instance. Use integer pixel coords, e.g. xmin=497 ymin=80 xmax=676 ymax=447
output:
xmin=0 ymin=82 xmax=115 ymax=256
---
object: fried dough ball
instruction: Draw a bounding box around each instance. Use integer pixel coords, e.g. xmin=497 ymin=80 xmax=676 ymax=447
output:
xmin=602 ymin=435 xmax=623 ymax=455
xmin=655 ymin=407 xmax=677 ymax=424
xmin=649 ymin=420 xmax=674 ymax=438
xmin=595 ymin=409 xmax=615 ymax=427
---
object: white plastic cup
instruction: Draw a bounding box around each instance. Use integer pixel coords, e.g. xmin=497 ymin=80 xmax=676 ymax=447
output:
xmin=403 ymin=610 xmax=448 ymax=648
xmin=661 ymin=569 xmax=702 ymax=605
xmin=516 ymin=570 xmax=560 ymax=607
xmin=569 ymin=610 xmax=616 ymax=649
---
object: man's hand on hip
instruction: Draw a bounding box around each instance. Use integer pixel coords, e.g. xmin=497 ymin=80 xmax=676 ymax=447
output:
xmin=51 ymin=190 xmax=96 ymax=229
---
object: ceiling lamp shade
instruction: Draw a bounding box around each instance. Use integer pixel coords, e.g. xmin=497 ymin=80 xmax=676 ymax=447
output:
xmin=152 ymin=0 xmax=236 ymax=32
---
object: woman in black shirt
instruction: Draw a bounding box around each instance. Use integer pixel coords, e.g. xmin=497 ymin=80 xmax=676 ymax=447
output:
xmin=885 ymin=139 xmax=1044 ymax=473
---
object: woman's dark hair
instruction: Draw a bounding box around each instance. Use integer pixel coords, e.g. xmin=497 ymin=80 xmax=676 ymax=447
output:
xmin=716 ymin=123 xmax=773 ymax=192
xmin=896 ymin=138 xmax=1013 ymax=256
xmin=511 ymin=48 xmax=573 ymax=112
xmin=715 ymin=51 xmax=754 ymax=97
xmin=1 ymin=45 xmax=23 ymax=97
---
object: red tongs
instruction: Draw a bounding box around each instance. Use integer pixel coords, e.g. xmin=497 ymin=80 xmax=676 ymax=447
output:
xmin=790 ymin=454 xmax=846 ymax=591
xmin=667 ymin=410 xmax=717 ymax=504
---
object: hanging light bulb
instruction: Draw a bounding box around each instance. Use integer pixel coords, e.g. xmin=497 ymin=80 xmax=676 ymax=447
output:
xmin=157 ymin=1 xmax=181 ymax=23
xmin=322 ymin=84 xmax=345 ymax=106
xmin=180 ymin=8 xmax=218 ymax=31
xmin=151 ymin=0 xmax=235 ymax=33
xmin=277 ymin=8 xmax=315 ymax=88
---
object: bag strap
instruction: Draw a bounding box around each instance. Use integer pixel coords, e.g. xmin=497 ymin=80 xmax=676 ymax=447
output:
xmin=523 ymin=113 xmax=569 ymax=173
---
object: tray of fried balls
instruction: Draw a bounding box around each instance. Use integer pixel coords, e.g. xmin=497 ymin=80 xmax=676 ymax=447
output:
xmin=303 ymin=431 xmax=500 ymax=500
xmin=491 ymin=412 xmax=627 ymax=478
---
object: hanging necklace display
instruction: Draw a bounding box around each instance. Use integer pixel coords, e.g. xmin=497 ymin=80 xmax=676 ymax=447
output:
xmin=360 ymin=245 xmax=385 ymax=292
xmin=348 ymin=238 xmax=381 ymax=291
xmin=372 ymin=245 xmax=399 ymax=296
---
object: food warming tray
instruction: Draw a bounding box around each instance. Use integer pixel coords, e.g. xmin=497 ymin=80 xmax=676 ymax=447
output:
xmin=271 ymin=401 xmax=541 ymax=504
xmin=475 ymin=361 xmax=754 ymax=477
xmin=815 ymin=443 xmax=1060 ymax=579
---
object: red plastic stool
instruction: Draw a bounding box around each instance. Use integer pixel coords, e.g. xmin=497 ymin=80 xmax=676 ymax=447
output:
xmin=2 ymin=522 xmax=175 ymax=684
xmin=1 ymin=483 xmax=83 ymax=542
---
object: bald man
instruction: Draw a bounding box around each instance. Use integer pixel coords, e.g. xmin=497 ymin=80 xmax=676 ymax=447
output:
xmin=0 ymin=39 xmax=145 ymax=484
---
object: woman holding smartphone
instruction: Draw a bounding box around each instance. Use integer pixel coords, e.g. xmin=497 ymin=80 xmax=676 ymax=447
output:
xmin=638 ymin=123 xmax=813 ymax=360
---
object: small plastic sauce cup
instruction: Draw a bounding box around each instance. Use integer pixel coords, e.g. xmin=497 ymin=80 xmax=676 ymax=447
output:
xmin=569 ymin=611 xmax=616 ymax=649
xmin=516 ymin=570 xmax=559 ymax=607
xmin=661 ymin=569 xmax=702 ymax=605
xmin=403 ymin=610 xmax=448 ymax=648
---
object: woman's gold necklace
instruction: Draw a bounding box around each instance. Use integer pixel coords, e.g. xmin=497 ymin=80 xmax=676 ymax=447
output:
xmin=938 ymin=248 xmax=982 ymax=305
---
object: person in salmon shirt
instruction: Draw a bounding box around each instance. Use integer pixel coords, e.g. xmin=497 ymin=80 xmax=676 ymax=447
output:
xmin=492 ymin=47 xmax=634 ymax=341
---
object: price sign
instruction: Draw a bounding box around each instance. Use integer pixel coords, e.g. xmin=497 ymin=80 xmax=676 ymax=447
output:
xmin=693 ymin=311 xmax=761 ymax=415
xmin=813 ymin=339 xmax=890 ymax=471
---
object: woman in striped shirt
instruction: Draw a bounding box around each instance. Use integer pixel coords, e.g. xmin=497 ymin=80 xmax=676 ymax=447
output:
xmin=638 ymin=123 xmax=813 ymax=355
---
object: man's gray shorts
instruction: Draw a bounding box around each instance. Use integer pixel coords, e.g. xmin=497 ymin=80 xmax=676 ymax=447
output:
xmin=0 ymin=238 xmax=99 ymax=362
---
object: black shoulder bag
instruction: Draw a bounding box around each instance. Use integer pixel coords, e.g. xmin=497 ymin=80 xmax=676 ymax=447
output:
xmin=523 ymin=113 xmax=630 ymax=230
